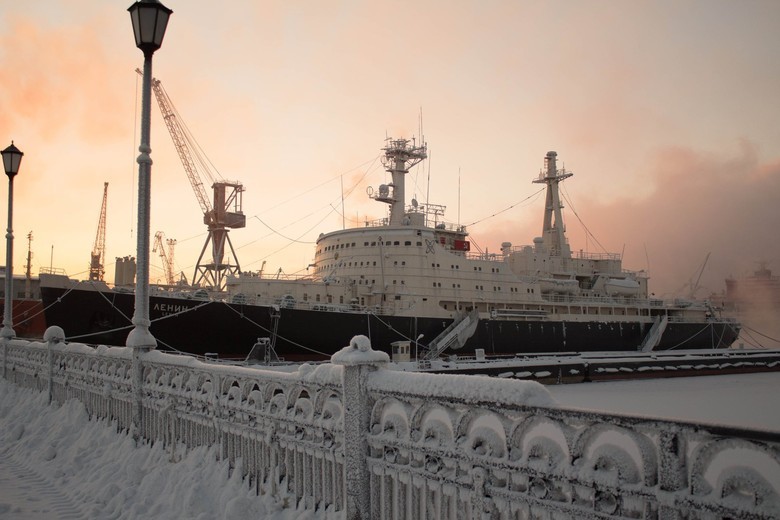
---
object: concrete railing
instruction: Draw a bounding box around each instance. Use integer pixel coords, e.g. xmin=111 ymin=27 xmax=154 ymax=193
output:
xmin=3 ymin=330 xmax=779 ymax=519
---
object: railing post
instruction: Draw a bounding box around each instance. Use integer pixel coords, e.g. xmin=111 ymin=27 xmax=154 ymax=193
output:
xmin=658 ymin=429 xmax=687 ymax=520
xmin=43 ymin=326 xmax=65 ymax=404
xmin=131 ymin=348 xmax=146 ymax=443
xmin=331 ymin=335 xmax=389 ymax=520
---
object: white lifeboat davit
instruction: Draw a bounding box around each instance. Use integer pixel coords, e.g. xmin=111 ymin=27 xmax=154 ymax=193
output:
xmin=539 ymin=278 xmax=579 ymax=294
xmin=604 ymin=277 xmax=641 ymax=296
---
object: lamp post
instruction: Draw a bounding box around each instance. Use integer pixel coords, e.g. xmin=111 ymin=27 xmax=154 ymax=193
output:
xmin=1 ymin=142 xmax=23 ymax=378
xmin=126 ymin=0 xmax=172 ymax=351
xmin=1 ymin=142 xmax=23 ymax=340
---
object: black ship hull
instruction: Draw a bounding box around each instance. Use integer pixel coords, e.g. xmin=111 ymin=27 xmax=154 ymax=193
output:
xmin=40 ymin=286 xmax=741 ymax=360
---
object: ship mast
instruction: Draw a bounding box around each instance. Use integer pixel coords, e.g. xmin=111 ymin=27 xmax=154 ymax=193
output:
xmin=376 ymin=138 xmax=427 ymax=225
xmin=533 ymin=151 xmax=573 ymax=257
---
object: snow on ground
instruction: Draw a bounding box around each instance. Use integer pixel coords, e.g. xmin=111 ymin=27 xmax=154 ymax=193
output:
xmin=0 ymin=379 xmax=338 ymax=520
xmin=547 ymin=371 xmax=780 ymax=431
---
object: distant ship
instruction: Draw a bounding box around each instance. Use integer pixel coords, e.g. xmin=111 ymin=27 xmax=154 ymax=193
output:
xmin=725 ymin=263 xmax=780 ymax=311
xmin=721 ymin=263 xmax=780 ymax=349
xmin=0 ymin=267 xmax=47 ymax=339
xmin=40 ymin=140 xmax=740 ymax=359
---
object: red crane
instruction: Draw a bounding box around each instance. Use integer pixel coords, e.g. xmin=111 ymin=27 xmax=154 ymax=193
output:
xmin=137 ymin=69 xmax=245 ymax=291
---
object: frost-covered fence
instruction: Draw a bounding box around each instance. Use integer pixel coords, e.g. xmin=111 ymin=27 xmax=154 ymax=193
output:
xmin=3 ymin=332 xmax=780 ymax=520
xmin=3 ymin=332 xmax=347 ymax=514
xmin=364 ymin=369 xmax=780 ymax=519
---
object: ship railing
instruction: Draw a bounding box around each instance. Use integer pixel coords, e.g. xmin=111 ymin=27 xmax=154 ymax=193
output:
xmin=573 ymin=250 xmax=621 ymax=261
xmin=38 ymin=266 xmax=68 ymax=276
xmin=362 ymin=216 xmax=466 ymax=234
xmin=503 ymin=244 xmax=622 ymax=262
xmin=464 ymin=251 xmax=502 ymax=262
xmin=3 ymin=334 xmax=777 ymax=520
xmin=228 ymin=292 xmax=413 ymax=316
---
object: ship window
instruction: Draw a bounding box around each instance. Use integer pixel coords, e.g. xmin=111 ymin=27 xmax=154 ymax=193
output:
xmin=394 ymin=261 xmax=398 ymax=266
xmin=401 ymin=280 xmax=405 ymax=284
xmin=417 ymin=241 xmax=422 ymax=246
xmin=316 ymin=294 xmax=321 ymax=302
xmin=361 ymin=298 xmax=365 ymax=305
xmin=364 ymin=242 xmax=369 ymax=246
xmin=327 ymin=295 xmax=333 ymax=303
xmin=394 ymin=241 xmax=400 ymax=246
xmin=340 ymin=296 xmax=344 ymax=304
xmin=401 ymin=261 xmax=406 ymax=266
xmin=371 ymin=242 xmax=376 ymax=246
xmin=395 ymin=295 xmax=401 ymax=300
xmin=303 ymin=293 xmax=308 ymax=301
xmin=351 ymin=242 xmax=356 ymax=247
xmin=393 ymin=280 xmax=397 ymax=285
xmin=373 ymin=261 xmax=377 ymax=266
xmin=405 ymin=241 xmax=411 ymax=246
xmin=432 ymin=263 xmax=436 ymax=268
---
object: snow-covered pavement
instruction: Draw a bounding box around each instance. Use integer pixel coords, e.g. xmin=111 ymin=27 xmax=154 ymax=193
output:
xmin=547 ymin=371 xmax=780 ymax=431
xmin=0 ymin=379 xmax=336 ymax=520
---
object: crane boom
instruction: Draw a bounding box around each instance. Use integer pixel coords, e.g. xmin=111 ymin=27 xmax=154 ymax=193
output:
xmin=89 ymin=182 xmax=108 ymax=282
xmin=137 ymin=69 xmax=212 ymax=215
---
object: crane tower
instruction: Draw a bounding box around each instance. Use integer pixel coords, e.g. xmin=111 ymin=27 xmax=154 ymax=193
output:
xmin=153 ymin=231 xmax=181 ymax=286
xmin=89 ymin=182 xmax=108 ymax=281
xmin=137 ymin=70 xmax=245 ymax=291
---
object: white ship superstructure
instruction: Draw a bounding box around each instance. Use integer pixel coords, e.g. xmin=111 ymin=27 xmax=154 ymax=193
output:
xmin=228 ymin=141 xmax=720 ymax=348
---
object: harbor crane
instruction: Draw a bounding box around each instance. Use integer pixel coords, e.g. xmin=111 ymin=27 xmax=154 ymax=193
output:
xmin=152 ymin=231 xmax=182 ymax=286
xmin=88 ymin=182 xmax=108 ymax=282
xmin=137 ymin=69 xmax=245 ymax=291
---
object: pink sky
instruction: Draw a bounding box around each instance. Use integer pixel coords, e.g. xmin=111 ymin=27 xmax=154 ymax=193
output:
xmin=1 ymin=0 xmax=779 ymax=298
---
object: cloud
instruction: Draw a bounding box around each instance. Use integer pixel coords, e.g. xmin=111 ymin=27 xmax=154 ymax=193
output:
xmin=0 ymin=15 xmax=129 ymax=144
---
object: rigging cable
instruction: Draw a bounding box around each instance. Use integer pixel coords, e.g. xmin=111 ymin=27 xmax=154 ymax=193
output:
xmin=559 ymin=182 xmax=609 ymax=255
xmin=464 ymin=187 xmax=545 ymax=228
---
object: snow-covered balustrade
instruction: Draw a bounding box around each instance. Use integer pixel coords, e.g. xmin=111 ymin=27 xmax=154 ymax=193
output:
xmin=2 ymin=332 xmax=779 ymax=519
xmin=2 ymin=333 xmax=346 ymax=514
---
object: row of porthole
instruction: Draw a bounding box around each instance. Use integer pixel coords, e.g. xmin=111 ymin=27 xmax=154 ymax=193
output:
xmin=319 ymin=240 xmax=424 ymax=255
xmin=432 ymin=284 xmax=534 ymax=293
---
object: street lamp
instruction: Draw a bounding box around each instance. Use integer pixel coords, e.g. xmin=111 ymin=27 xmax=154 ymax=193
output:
xmin=126 ymin=0 xmax=172 ymax=351
xmin=1 ymin=142 xmax=23 ymax=343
